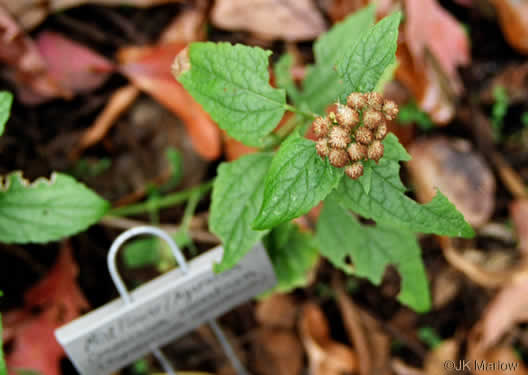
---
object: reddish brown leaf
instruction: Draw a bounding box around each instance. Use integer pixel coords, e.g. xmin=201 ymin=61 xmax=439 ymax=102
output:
xmin=211 ymin=0 xmax=326 ymax=41
xmin=36 ymin=32 xmax=114 ymax=94
xmin=491 ymin=0 xmax=528 ymax=55
xmin=404 ymin=0 xmax=470 ymax=87
xmin=118 ymin=43 xmax=221 ymax=161
xmin=397 ymin=0 xmax=470 ymax=124
xmin=0 ymin=5 xmax=69 ymax=104
xmin=3 ymin=244 xmax=88 ymax=375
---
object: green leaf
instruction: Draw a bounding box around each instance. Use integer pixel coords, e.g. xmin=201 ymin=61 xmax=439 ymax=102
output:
xmin=317 ymin=198 xmax=431 ymax=312
xmin=274 ymin=54 xmax=301 ymax=103
xmin=263 ymin=222 xmax=319 ymax=294
xmin=123 ymin=230 xmax=191 ymax=269
xmin=0 ymin=92 xmax=13 ymax=137
xmin=331 ymin=134 xmax=475 ymax=238
xmin=336 ymin=11 xmax=402 ymax=102
xmin=211 ymin=152 xmax=273 ymax=272
xmin=299 ymin=5 xmax=375 ymax=114
xmin=0 ymin=172 xmax=109 ymax=244
xmin=253 ymin=133 xmax=343 ymax=230
xmin=178 ymin=42 xmax=286 ymax=146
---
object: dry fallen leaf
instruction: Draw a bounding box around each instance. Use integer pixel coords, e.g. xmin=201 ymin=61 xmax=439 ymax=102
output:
xmin=3 ymin=244 xmax=89 ymax=375
xmin=4 ymin=0 xmax=184 ymax=30
xmin=396 ymin=45 xmax=455 ymax=124
xmin=423 ymin=339 xmax=458 ymax=375
xmin=490 ymin=0 xmax=528 ymax=55
xmin=511 ymin=200 xmax=528 ymax=256
xmin=256 ymin=294 xmax=298 ymax=330
xmin=119 ymin=43 xmax=221 ymax=160
xmin=299 ymin=303 xmax=358 ymax=375
xmin=407 ymin=137 xmax=495 ymax=228
xmin=253 ymin=328 xmax=303 ymax=375
xmin=211 ymin=0 xmax=326 ymax=41
xmin=469 ymin=270 xmax=528 ymax=355
xmin=0 ymin=5 xmax=68 ymax=104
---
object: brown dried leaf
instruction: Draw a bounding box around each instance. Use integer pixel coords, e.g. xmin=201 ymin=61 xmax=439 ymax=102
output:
xmin=253 ymin=328 xmax=303 ymax=375
xmin=3 ymin=0 xmax=184 ymax=30
xmin=160 ymin=0 xmax=208 ymax=43
xmin=255 ymin=294 xmax=298 ymax=330
xmin=119 ymin=43 xmax=221 ymax=160
xmin=511 ymin=200 xmax=528 ymax=256
xmin=469 ymin=270 xmax=528 ymax=354
xmin=211 ymin=0 xmax=326 ymax=41
xmin=299 ymin=303 xmax=358 ymax=375
xmin=407 ymin=137 xmax=495 ymax=228
xmin=424 ymin=339 xmax=458 ymax=375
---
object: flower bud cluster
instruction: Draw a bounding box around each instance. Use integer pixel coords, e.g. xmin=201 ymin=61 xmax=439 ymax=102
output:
xmin=313 ymin=92 xmax=399 ymax=179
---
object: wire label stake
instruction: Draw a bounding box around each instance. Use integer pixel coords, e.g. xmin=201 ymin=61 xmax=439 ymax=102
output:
xmin=55 ymin=226 xmax=276 ymax=375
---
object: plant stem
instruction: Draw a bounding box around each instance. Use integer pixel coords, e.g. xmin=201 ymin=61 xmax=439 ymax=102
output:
xmin=107 ymin=180 xmax=214 ymax=217
xmin=283 ymin=104 xmax=318 ymax=119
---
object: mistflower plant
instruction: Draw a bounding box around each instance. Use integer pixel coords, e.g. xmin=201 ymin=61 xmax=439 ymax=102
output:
xmin=173 ymin=5 xmax=475 ymax=312
xmin=313 ymin=92 xmax=398 ymax=179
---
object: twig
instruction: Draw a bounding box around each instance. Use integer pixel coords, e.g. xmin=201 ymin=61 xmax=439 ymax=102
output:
xmin=100 ymin=216 xmax=219 ymax=244
xmin=107 ymin=180 xmax=213 ymax=217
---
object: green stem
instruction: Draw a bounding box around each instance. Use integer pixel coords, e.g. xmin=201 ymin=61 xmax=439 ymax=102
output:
xmin=283 ymin=104 xmax=318 ymax=119
xmin=107 ymin=181 xmax=214 ymax=217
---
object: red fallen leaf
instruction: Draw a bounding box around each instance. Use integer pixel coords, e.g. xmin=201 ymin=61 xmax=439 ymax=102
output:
xmin=118 ymin=43 xmax=221 ymax=161
xmin=36 ymin=32 xmax=115 ymax=94
xmin=0 ymin=5 xmax=69 ymax=104
xmin=397 ymin=0 xmax=470 ymax=124
xmin=404 ymin=0 xmax=470 ymax=89
xmin=3 ymin=244 xmax=89 ymax=375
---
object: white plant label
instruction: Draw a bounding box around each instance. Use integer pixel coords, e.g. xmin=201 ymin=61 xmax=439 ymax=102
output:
xmin=55 ymin=243 xmax=276 ymax=375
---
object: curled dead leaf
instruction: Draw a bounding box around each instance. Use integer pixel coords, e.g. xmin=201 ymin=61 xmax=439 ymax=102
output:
xmin=299 ymin=303 xmax=358 ymax=375
xmin=407 ymin=137 xmax=495 ymax=228
xmin=3 ymin=0 xmax=185 ymax=30
xmin=211 ymin=0 xmax=326 ymax=41
xmin=469 ymin=270 xmax=528 ymax=355
xmin=491 ymin=0 xmax=528 ymax=55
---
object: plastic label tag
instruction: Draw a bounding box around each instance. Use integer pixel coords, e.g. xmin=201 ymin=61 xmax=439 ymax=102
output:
xmin=55 ymin=243 xmax=276 ymax=375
